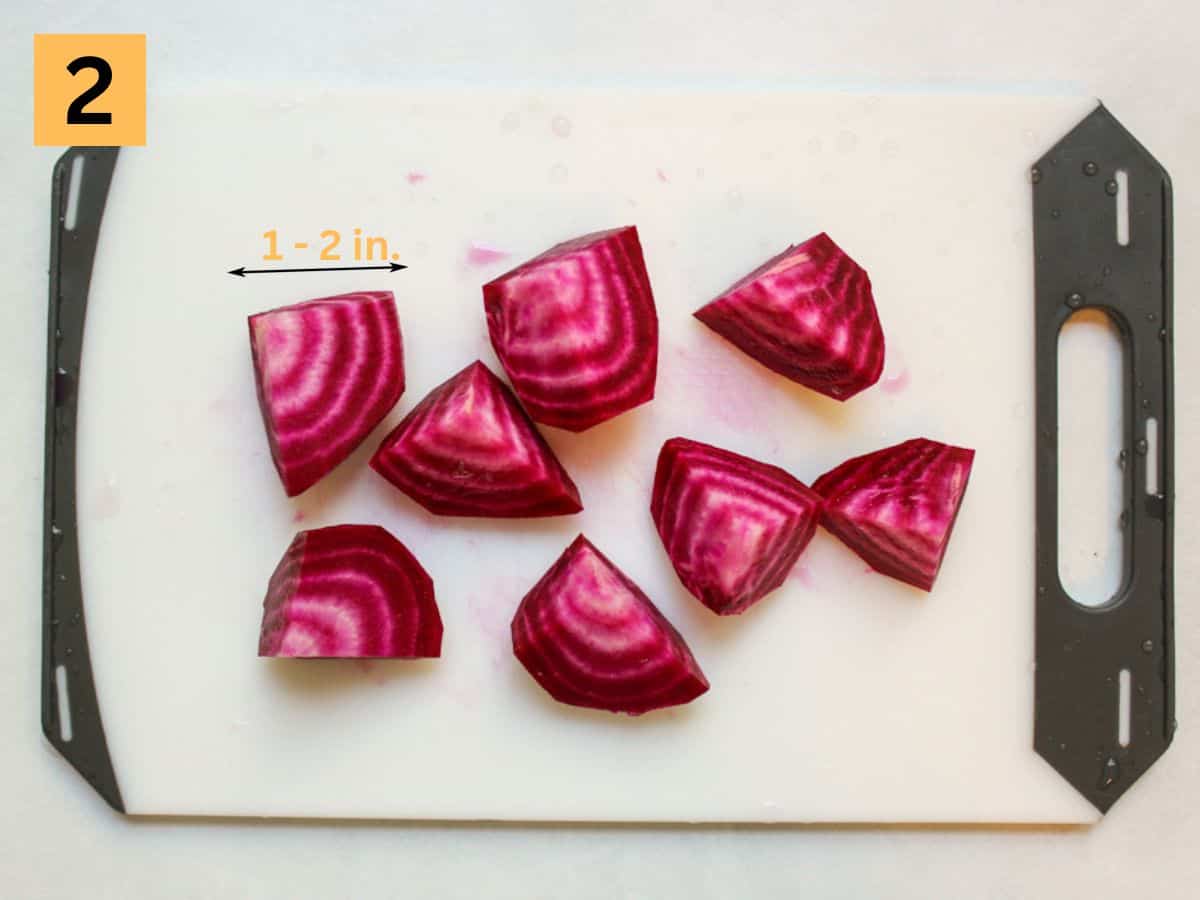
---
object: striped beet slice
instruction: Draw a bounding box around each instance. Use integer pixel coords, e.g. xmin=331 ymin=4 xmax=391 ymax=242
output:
xmin=813 ymin=438 xmax=975 ymax=591
xmin=483 ymin=226 xmax=658 ymax=432
xmin=651 ymin=438 xmax=822 ymax=615
xmin=512 ymin=536 xmax=709 ymax=715
xmin=369 ymin=361 xmax=582 ymax=517
xmin=258 ymin=525 xmax=442 ymax=658
xmin=249 ymin=291 xmax=404 ymax=497
xmin=694 ymin=233 xmax=884 ymax=400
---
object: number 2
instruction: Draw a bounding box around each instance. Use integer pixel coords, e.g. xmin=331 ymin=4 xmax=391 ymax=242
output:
xmin=66 ymin=56 xmax=113 ymax=125
xmin=320 ymin=230 xmax=342 ymax=260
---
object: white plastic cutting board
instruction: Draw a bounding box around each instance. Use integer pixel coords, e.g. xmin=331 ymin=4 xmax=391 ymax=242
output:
xmin=75 ymin=88 xmax=1099 ymax=822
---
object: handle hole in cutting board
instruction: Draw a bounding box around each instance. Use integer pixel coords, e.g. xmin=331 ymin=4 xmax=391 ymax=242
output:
xmin=1057 ymin=310 xmax=1127 ymax=608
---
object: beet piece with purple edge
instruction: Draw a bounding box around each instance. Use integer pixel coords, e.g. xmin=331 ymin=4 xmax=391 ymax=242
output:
xmin=483 ymin=226 xmax=658 ymax=431
xmin=259 ymin=525 xmax=442 ymax=658
xmin=694 ymin=233 xmax=884 ymax=400
xmin=813 ymin=438 xmax=975 ymax=591
xmin=370 ymin=361 xmax=582 ymax=518
xmin=652 ymin=437 xmax=822 ymax=615
xmin=512 ymin=535 xmax=709 ymax=715
xmin=249 ymin=291 xmax=404 ymax=497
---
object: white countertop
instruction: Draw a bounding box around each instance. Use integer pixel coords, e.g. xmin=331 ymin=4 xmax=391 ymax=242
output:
xmin=2 ymin=1 xmax=1197 ymax=896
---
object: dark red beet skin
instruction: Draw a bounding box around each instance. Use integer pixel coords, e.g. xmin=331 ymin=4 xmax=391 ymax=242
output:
xmin=259 ymin=525 xmax=442 ymax=658
xmin=249 ymin=291 xmax=404 ymax=496
xmin=813 ymin=438 xmax=975 ymax=591
xmin=370 ymin=361 xmax=582 ymax=518
xmin=694 ymin=233 xmax=884 ymax=401
xmin=652 ymin=438 xmax=823 ymax=615
xmin=483 ymin=226 xmax=658 ymax=432
xmin=512 ymin=536 xmax=709 ymax=715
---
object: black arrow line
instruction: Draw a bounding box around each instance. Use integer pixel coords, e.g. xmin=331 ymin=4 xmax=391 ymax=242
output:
xmin=228 ymin=262 xmax=407 ymax=277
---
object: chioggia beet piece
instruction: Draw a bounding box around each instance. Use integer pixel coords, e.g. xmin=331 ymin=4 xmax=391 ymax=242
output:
xmin=813 ymin=438 xmax=975 ymax=591
xmin=512 ymin=535 xmax=709 ymax=714
xmin=370 ymin=361 xmax=582 ymax=517
xmin=249 ymin=291 xmax=404 ymax=496
xmin=694 ymin=233 xmax=884 ymax=400
xmin=483 ymin=226 xmax=658 ymax=431
xmin=651 ymin=438 xmax=822 ymax=615
xmin=258 ymin=525 xmax=442 ymax=658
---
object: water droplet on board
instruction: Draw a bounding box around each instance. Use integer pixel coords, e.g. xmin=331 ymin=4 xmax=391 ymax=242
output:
xmin=1030 ymin=166 xmax=1042 ymax=184
xmin=1051 ymin=208 xmax=1062 ymax=219
xmin=1159 ymin=328 xmax=1168 ymax=340
xmin=1098 ymin=756 xmax=1121 ymax=790
xmin=1117 ymin=449 xmax=1128 ymax=470
xmin=1065 ymin=292 xmax=1084 ymax=308
xmin=64 ymin=647 xmax=73 ymax=657
xmin=1146 ymin=312 xmax=1157 ymax=322
xmin=1083 ymin=161 xmax=1099 ymax=176
xmin=551 ymin=115 xmax=572 ymax=138
xmin=1135 ymin=439 xmax=1148 ymax=455
xmin=1105 ymin=180 xmax=1119 ymax=196
xmin=1118 ymin=510 xmax=1128 ymax=529
xmin=1102 ymin=264 xmax=1112 ymax=276
xmin=1142 ymin=639 xmax=1155 ymax=653
xmin=72 ymin=612 xmax=81 ymax=624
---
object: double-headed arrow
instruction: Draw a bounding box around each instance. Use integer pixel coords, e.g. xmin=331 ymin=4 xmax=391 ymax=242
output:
xmin=228 ymin=262 xmax=407 ymax=277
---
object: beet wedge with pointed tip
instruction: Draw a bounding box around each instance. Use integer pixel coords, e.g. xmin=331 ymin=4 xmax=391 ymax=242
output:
xmin=694 ymin=233 xmax=884 ymax=400
xmin=483 ymin=226 xmax=658 ymax=432
xmin=370 ymin=361 xmax=582 ymax=517
xmin=651 ymin=438 xmax=822 ymax=615
xmin=259 ymin=525 xmax=442 ymax=658
xmin=813 ymin=438 xmax=975 ymax=591
xmin=512 ymin=535 xmax=709 ymax=715
xmin=249 ymin=291 xmax=404 ymax=496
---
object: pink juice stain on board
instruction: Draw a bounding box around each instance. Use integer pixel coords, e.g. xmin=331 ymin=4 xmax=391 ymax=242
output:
xmin=465 ymin=242 xmax=511 ymax=267
xmin=656 ymin=168 xmax=669 ymax=183
xmin=789 ymin=564 xmax=815 ymax=588
xmin=406 ymin=171 xmax=428 ymax=184
xmin=881 ymin=368 xmax=911 ymax=394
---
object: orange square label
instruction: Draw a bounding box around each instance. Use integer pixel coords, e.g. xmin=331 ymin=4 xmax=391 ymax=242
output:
xmin=34 ymin=34 xmax=146 ymax=146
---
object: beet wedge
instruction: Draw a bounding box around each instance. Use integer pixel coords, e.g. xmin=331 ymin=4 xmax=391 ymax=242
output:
xmin=694 ymin=233 xmax=884 ymax=401
xmin=651 ymin=438 xmax=822 ymax=615
xmin=483 ymin=226 xmax=658 ymax=432
xmin=813 ymin=438 xmax=975 ymax=591
xmin=370 ymin=361 xmax=582 ymax=517
xmin=259 ymin=525 xmax=442 ymax=658
xmin=249 ymin=291 xmax=404 ymax=496
xmin=512 ymin=535 xmax=709 ymax=715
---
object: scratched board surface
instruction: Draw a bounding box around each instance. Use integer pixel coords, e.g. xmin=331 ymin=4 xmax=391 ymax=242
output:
xmin=75 ymin=89 xmax=1098 ymax=821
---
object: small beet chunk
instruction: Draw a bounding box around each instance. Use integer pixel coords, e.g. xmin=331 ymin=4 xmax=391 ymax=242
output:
xmin=370 ymin=361 xmax=582 ymax=517
xmin=249 ymin=291 xmax=404 ymax=496
xmin=813 ymin=438 xmax=975 ymax=591
xmin=259 ymin=524 xmax=442 ymax=658
xmin=512 ymin=535 xmax=709 ymax=715
xmin=694 ymin=233 xmax=884 ymax=400
xmin=483 ymin=226 xmax=658 ymax=432
xmin=651 ymin=438 xmax=822 ymax=615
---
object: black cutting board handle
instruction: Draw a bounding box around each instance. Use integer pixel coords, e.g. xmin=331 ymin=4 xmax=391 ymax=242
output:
xmin=43 ymin=147 xmax=124 ymax=813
